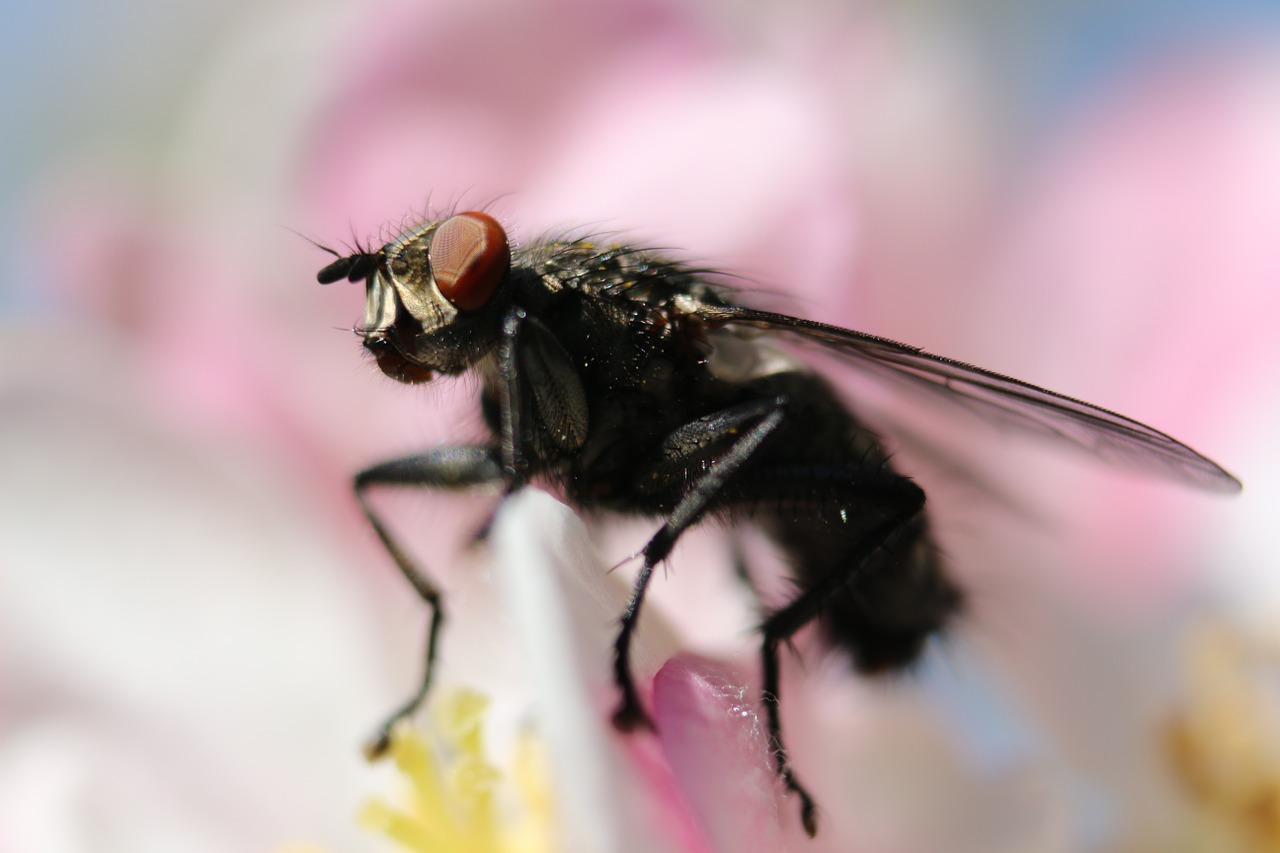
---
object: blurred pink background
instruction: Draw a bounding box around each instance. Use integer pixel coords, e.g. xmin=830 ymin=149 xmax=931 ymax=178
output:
xmin=2 ymin=1 xmax=1278 ymax=850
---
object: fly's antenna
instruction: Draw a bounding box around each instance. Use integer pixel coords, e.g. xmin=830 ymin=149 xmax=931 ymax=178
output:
xmin=317 ymin=250 xmax=382 ymax=284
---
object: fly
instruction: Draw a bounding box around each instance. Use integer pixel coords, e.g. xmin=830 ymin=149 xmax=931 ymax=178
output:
xmin=317 ymin=210 xmax=1240 ymax=836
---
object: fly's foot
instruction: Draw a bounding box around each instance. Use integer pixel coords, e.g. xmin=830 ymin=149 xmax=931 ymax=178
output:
xmin=362 ymin=697 xmax=424 ymax=761
xmin=363 ymin=726 xmax=394 ymax=762
xmin=778 ymin=763 xmax=819 ymax=836
xmin=790 ymin=780 xmax=818 ymax=837
xmin=611 ymin=696 xmax=656 ymax=732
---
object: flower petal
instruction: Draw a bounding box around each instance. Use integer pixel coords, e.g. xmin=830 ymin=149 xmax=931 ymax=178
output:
xmin=652 ymin=656 xmax=795 ymax=851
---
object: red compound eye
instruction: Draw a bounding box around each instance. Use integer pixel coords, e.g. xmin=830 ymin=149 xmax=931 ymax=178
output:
xmin=430 ymin=212 xmax=511 ymax=311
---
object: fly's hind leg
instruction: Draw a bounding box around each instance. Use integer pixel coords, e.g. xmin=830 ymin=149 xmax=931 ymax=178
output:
xmin=750 ymin=469 xmax=926 ymax=836
xmin=353 ymin=445 xmax=503 ymax=758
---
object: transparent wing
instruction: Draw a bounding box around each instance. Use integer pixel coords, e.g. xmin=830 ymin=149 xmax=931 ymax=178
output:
xmin=688 ymin=301 xmax=1241 ymax=492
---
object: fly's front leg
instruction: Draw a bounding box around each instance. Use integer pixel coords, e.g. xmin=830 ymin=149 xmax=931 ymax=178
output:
xmin=498 ymin=307 xmax=589 ymax=491
xmin=354 ymin=446 xmax=503 ymax=758
xmin=497 ymin=310 xmax=528 ymax=487
xmin=611 ymin=397 xmax=789 ymax=731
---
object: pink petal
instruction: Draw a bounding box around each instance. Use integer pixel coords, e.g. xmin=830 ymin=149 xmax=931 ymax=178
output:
xmin=652 ymin=655 xmax=797 ymax=851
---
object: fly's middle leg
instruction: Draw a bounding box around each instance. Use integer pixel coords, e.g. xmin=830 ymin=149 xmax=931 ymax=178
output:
xmin=610 ymin=397 xmax=789 ymax=731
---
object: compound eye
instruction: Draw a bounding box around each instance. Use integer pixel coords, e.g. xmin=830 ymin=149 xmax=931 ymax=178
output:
xmin=430 ymin=212 xmax=510 ymax=311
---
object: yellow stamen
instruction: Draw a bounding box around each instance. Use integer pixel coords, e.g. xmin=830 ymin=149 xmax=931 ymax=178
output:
xmin=1166 ymin=619 xmax=1280 ymax=852
xmin=354 ymin=688 xmax=557 ymax=853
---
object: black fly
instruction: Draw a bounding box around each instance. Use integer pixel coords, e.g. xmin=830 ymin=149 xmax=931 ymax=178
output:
xmin=317 ymin=211 xmax=1240 ymax=836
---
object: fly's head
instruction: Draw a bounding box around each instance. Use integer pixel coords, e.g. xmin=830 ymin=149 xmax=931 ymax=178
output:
xmin=317 ymin=212 xmax=513 ymax=384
